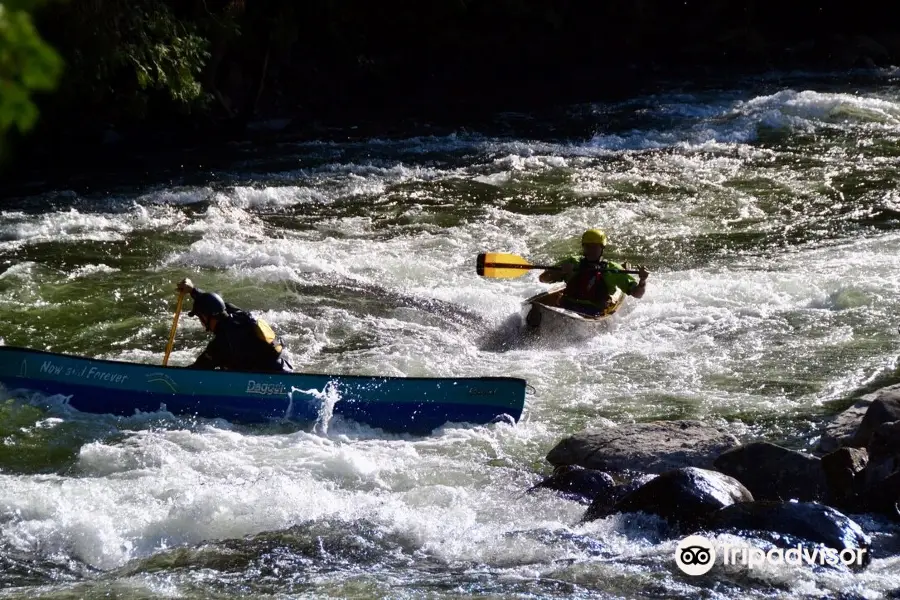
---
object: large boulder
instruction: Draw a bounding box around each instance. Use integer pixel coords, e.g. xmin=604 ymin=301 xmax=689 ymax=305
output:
xmin=713 ymin=441 xmax=827 ymax=502
xmin=704 ymin=501 xmax=871 ymax=570
xmin=546 ymin=420 xmax=740 ymax=474
xmin=584 ymin=467 xmax=753 ymax=526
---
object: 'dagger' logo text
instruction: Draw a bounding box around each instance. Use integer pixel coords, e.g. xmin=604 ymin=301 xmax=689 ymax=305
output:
xmin=246 ymin=380 xmax=289 ymax=396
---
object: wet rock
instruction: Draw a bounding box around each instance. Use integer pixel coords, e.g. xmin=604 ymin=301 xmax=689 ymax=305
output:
xmin=713 ymin=441 xmax=827 ymax=502
xmin=851 ymin=389 xmax=900 ymax=448
xmin=704 ymin=501 xmax=871 ymax=569
xmin=822 ymin=447 xmax=869 ymax=508
xmin=860 ymin=470 xmax=900 ymax=520
xmin=527 ymin=465 xmax=616 ymax=504
xmin=863 ymin=421 xmax=900 ymax=487
xmin=819 ymin=398 xmax=874 ymax=454
xmin=581 ymin=473 xmax=658 ymax=522
xmin=546 ymin=420 xmax=739 ymax=474
xmin=584 ymin=467 xmax=752 ymax=526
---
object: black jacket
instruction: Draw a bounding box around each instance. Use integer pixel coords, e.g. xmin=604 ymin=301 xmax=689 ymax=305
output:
xmin=189 ymin=292 xmax=290 ymax=373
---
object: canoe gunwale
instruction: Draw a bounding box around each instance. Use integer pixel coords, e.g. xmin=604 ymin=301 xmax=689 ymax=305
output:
xmin=0 ymin=345 xmax=522 ymax=384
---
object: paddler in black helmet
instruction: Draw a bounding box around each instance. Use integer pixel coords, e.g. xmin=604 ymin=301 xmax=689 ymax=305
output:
xmin=176 ymin=278 xmax=292 ymax=373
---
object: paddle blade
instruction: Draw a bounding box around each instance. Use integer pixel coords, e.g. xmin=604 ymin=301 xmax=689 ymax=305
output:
xmin=476 ymin=252 xmax=535 ymax=278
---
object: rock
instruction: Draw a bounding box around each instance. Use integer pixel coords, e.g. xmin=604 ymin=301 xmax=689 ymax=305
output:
xmin=584 ymin=467 xmax=753 ymax=526
xmin=705 ymin=501 xmax=871 ymax=569
xmin=526 ymin=465 xmax=616 ymax=504
xmin=860 ymin=470 xmax=900 ymax=520
xmin=821 ymin=447 xmax=869 ymax=508
xmin=546 ymin=420 xmax=739 ymax=474
xmin=713 ymin=441 xmax=827 ymax=502
xmin=581 ymin=473 xmax=658 ymax=522
xmin=851 ymin=389 xmax=900 ymax=448
xmin=819 ymin=398 xmax=874 ymax=454
xmin=863 ymin=421 xmax=900 ymax=486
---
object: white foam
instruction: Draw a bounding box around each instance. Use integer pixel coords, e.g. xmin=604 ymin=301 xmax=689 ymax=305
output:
xmin=2 ymin=80 xmax=900 ymax=598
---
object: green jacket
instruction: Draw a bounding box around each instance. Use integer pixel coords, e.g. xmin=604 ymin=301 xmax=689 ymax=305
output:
xmin=555 ymin=255 xmax=638 ymax=310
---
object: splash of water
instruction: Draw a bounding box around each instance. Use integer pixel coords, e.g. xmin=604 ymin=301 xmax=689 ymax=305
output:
xmin=288 ymin=381 xmax=341 ymax=435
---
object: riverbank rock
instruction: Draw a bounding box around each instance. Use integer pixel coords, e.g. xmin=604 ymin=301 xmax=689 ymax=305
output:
xmin=851 ymin=421 xmax=900 ymax=520
xmin=819 ymin=398 xmax=875 ymax=454
xmin=821 ymin=447 xmax=869 ymax=508
xmin=583 ymin=467 xmax=753 ymax=526
xmin=860 ymin=470 xmax=900 ymax=519
xmin=818 ymin=384 xmax=900 ymax=454
xmin=851 ymin=391 xmax=900 ymax=448
xmin=546 ymin=420 xmax=740 ymax=474
xmin=704 ymin=501 xmax=871 ymax=570
xmin=713 ymin=442 xmax=827 ymax=502
xmin=862 ymin=421 xmax=900 ymax=486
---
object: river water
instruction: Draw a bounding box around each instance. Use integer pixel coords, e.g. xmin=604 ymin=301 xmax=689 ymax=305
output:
xmin=2 ymin=71 xmax=900 ymax=598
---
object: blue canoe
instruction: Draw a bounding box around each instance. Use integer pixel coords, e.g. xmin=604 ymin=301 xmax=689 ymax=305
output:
xmin=0 ymin=346 xmax=527 ymax=434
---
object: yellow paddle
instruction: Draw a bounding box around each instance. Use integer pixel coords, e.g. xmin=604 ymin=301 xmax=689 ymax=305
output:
xmin=162 ymin=291 xmax=186 ymax=366
xmin=476 ymin=252 xmax=641 ymax=279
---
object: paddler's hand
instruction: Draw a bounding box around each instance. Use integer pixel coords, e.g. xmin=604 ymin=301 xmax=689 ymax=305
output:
xmin=176 ymin=278 xmax=194 ymax=295
xmin=637 ymin=265 xmax=650 ymax=281
xmin=540 ymin=262 xmax=574 ymax=283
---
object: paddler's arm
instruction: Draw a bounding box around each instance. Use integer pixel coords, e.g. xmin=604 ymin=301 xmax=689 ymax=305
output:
xmin=186 ymin=339 xmax=221 ymax=370
xmin=627 ymin=265 xmax=650 ymax=298
xmin=539 ymin=261 xmax=574 ymax=283
xmin=186 ymin=352 xmax=216 ymax=370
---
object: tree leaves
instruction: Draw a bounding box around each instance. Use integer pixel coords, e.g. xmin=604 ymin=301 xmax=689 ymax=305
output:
xmin=0 ymin=2 xmax=62 ymax=147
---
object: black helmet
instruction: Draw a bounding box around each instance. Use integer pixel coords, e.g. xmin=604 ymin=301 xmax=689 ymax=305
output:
xmin=188 ymin=292 xmax=226 ymax=317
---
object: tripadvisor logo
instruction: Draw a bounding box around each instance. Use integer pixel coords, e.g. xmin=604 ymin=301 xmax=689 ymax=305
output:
xmin=674 ymin=534 xmax=868 ymax=575
xmin=675 ymin=535 xmax=716 ymax=576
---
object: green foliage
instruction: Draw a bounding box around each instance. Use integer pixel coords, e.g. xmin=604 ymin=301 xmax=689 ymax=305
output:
xmin=0 ymin=0 xmax=62 ymax=146
xmin=118 ymin=3 xmax=210 ymax=105
xmin=46 ymin=0 xmax=211 ymax=119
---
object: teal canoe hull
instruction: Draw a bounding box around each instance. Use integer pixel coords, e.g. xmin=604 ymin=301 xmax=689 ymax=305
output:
xmin=0 ymin=346 xmax=526 ymax=434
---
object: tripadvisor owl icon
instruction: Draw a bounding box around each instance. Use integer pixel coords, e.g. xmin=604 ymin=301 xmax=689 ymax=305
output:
xmin=675 ymin=535 xmax=716 ymax=576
